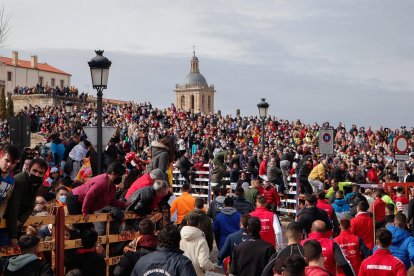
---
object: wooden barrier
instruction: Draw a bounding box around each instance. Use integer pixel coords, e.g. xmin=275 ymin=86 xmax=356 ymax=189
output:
xmin=0 ymin=208 xmax=163 ymax=276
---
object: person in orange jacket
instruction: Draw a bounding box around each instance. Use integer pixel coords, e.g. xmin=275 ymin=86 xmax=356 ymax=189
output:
xmin=170 ymin=183 xmax=195 ymax=225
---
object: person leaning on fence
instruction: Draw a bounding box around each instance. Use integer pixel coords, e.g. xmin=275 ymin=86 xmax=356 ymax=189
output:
xmin=65 ymin=229 xmax=106 ymax=276
xmin=126 ymin=179 xmax=169 ymax=215
xmin=131 ymin=224 xmax=197 ymax=276
xmin=0 ymin=145 xmax=20 ymax=245
xmin=114 ymin=219 xmax=158 ymax=276
xmin=4 ymin=235 xmax=54 ymax=276
xmin=5 ymin=158 xmax=48 ymax=246
xmin=124 ymin=168 xmax=166 ymax=200
xmin=66 ymin=161 xmax=127 ymax=220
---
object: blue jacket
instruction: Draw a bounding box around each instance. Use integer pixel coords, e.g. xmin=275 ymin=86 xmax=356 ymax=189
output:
xmin=386 ymin=224 xmax=414 ymax=269
xmin=213 ymin=207 xmax=241 ymax=250
xmin=217 ymin=228 xmax=249 ymax=261
xmin=51 ymin=142 xmax=65 ymax=165
xmin=332 ymin=198 xmax=350 ymax=219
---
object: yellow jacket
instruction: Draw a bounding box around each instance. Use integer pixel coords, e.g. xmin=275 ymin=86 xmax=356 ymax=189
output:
xmin=308 ymin=163 xmax=326 ymax=181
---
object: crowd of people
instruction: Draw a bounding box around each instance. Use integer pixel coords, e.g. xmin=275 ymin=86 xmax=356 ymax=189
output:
xmin=13 ymin=84 xmax=86 ymax=100
xmin=0 ymin=100 xmax=413 ymax=275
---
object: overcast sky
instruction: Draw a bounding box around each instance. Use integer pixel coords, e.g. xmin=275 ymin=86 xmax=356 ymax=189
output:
xmin=1 ymin=0 xmax=413 ymax=128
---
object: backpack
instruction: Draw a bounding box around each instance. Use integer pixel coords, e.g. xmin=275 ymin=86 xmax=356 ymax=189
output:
xmin=213 ymin=200 xmax=224 ymax=218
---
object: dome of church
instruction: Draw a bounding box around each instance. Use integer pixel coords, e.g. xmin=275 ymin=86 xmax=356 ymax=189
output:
xmin=185 ymin=72 xmax=208 ymax=86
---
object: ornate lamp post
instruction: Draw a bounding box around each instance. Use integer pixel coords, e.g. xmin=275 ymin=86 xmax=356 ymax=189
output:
xmin=257 ymin=98 xmax=269 ymax=154
xmin=88 ymin=50 xmax=112 ymax=173
xmin=64 ymin=100 xmax=73 ymax=136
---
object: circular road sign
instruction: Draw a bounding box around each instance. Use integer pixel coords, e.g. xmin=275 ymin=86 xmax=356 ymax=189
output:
xmin=395 ymin=135 xmax=409 ymax=154
xmin=322 ymin=132 xmax=332 ymax=143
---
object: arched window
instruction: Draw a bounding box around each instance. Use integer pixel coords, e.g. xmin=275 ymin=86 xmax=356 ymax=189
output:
xmin=208 ymin=96 xmax=211 ymax=110
xmin=181 ymin=95 xmax=185 ymax=108
xmin=202 ymin=95 xmax=205 ymax=109
xmin=191 ymin=95 xmax=195 ymax=109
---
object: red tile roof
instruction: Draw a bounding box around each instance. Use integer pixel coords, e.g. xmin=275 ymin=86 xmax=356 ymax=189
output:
xmin=0 ymin=57 xmax=71 ymax=76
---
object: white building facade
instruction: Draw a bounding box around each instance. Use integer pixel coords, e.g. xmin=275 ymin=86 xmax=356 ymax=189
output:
xmin=0 ymin=51 xmax=71 ymax=95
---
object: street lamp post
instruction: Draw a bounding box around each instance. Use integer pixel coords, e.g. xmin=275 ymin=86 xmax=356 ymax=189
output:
xmin=64 ymin=100 xmax=73 ymax=136
xmin=88 ymin=50 xmax=112 ymax=173
xmin=257 ymin=98 xmax=269 ymax=154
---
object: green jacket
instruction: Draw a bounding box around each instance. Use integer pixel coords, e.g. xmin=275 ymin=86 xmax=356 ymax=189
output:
xmin=5 ymin=172 xmax=38 ymax=239
xmin=245 ymin=188 xmax=259 ymax=205
xmin=325 ymin=182 xmax=353 ymax=199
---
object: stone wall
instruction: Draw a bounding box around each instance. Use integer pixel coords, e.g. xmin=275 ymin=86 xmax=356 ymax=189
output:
xmin=11 ymin=94 xmax=85 ymax=113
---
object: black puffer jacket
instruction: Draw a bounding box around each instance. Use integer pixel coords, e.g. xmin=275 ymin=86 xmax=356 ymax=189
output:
xmin=297 ymin=206 xmax=333 ymax=236
xmin=131 ymin=246 xmax=197 ymax=276
xmin=234 ymin=196 xmax=255 ymax=214
xmin=126 ymin=186 xmax=156 ymax=215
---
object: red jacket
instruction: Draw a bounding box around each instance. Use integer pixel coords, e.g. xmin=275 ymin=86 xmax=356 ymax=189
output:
xmin=305 ymin=266 xmax=330 ymax=276
xmin=125 ymin=173 xmax=153 ymax=199
xmin=263 ymin=186 xmax=280 ymax=206
xmin=395 ymin=196 xmax=409 ymax=213
xmin=350 ymin=212 xmax=374 ymax=250
xmin=370 ymin=198 xmax=386 ymax=223
xmin=366 ymin=168 xmax=379 ymax=184
xmin=301 ymin=232 xmax=336 ymax=276
xmin=358 ymin=249 xmax=406 ymax=276
xmin=259 ymin=160 xmax=267 ymax=176
xmin=334 ymin=230 xmax=362 ymax=275
xmin=250 ymin=206 xmax=276 ymax=247
xmin=316 ymin=199 xmax=333 ymax=219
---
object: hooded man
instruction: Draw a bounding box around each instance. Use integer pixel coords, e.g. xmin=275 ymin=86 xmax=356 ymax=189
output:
xmin=180 ymin=213 xmax=216 ymax=275
xmin=213 ymin=197 xmax=241 ymax=250
xmin=381 ymin=212 xmax=414 ymax=270
xmin=5 ymin=235 xmax=53 ymax=276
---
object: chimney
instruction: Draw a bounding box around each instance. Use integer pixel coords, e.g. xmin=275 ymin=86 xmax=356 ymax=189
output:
xmin=12 ymin=51 xmax=18 ymax=66
xmin=31 ymin=55 xmax=38 ymax=68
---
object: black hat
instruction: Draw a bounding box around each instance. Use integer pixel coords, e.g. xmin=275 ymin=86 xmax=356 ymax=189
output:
xmin=18 ymin=235 xmax=40 ymax=250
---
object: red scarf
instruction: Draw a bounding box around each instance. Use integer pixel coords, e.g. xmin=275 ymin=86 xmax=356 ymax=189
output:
xmin=76 ymin=247 xmax=96 ymax=254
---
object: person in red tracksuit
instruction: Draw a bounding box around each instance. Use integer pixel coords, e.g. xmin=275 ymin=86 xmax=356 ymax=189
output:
xmin=250 ymin=196 xmax=283 ymax=249
xmin=263 ymin=181 xmax=280 ymax=212
xmin=334 ymin=218 xmax=371 ymax=275
xmin=259 ymin=156 xmax=268 ymax=177
xmin=301 ymin=220 xmax=355 ymax=276
xmin=370 ymin=189 xmax=385 ymax=227
xmin=316 ymin=191 xmax=340 ymax=236
xmin=303 ymin=239 xmax=331 ymax=276
xmin=359 ymin=228 xmax=406 ymax=276
xmin=350 ymin=201 xmax=375 ymax=250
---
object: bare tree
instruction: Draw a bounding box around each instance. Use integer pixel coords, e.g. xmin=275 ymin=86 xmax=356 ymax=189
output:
xmin=0 ymin=5 xmax=10 ymax=48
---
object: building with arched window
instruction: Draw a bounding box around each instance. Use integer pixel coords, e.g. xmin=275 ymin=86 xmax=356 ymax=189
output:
xmin=174 ymin=51 xmax=215 ymax=113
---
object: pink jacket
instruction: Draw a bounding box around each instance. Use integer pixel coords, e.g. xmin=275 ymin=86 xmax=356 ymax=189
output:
xmin=72 ymin=173 xmax=125 ymax=215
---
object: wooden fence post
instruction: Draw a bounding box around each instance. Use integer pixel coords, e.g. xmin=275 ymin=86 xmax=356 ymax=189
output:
xmin=54 ymin=206 xmax=65 ymax=276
